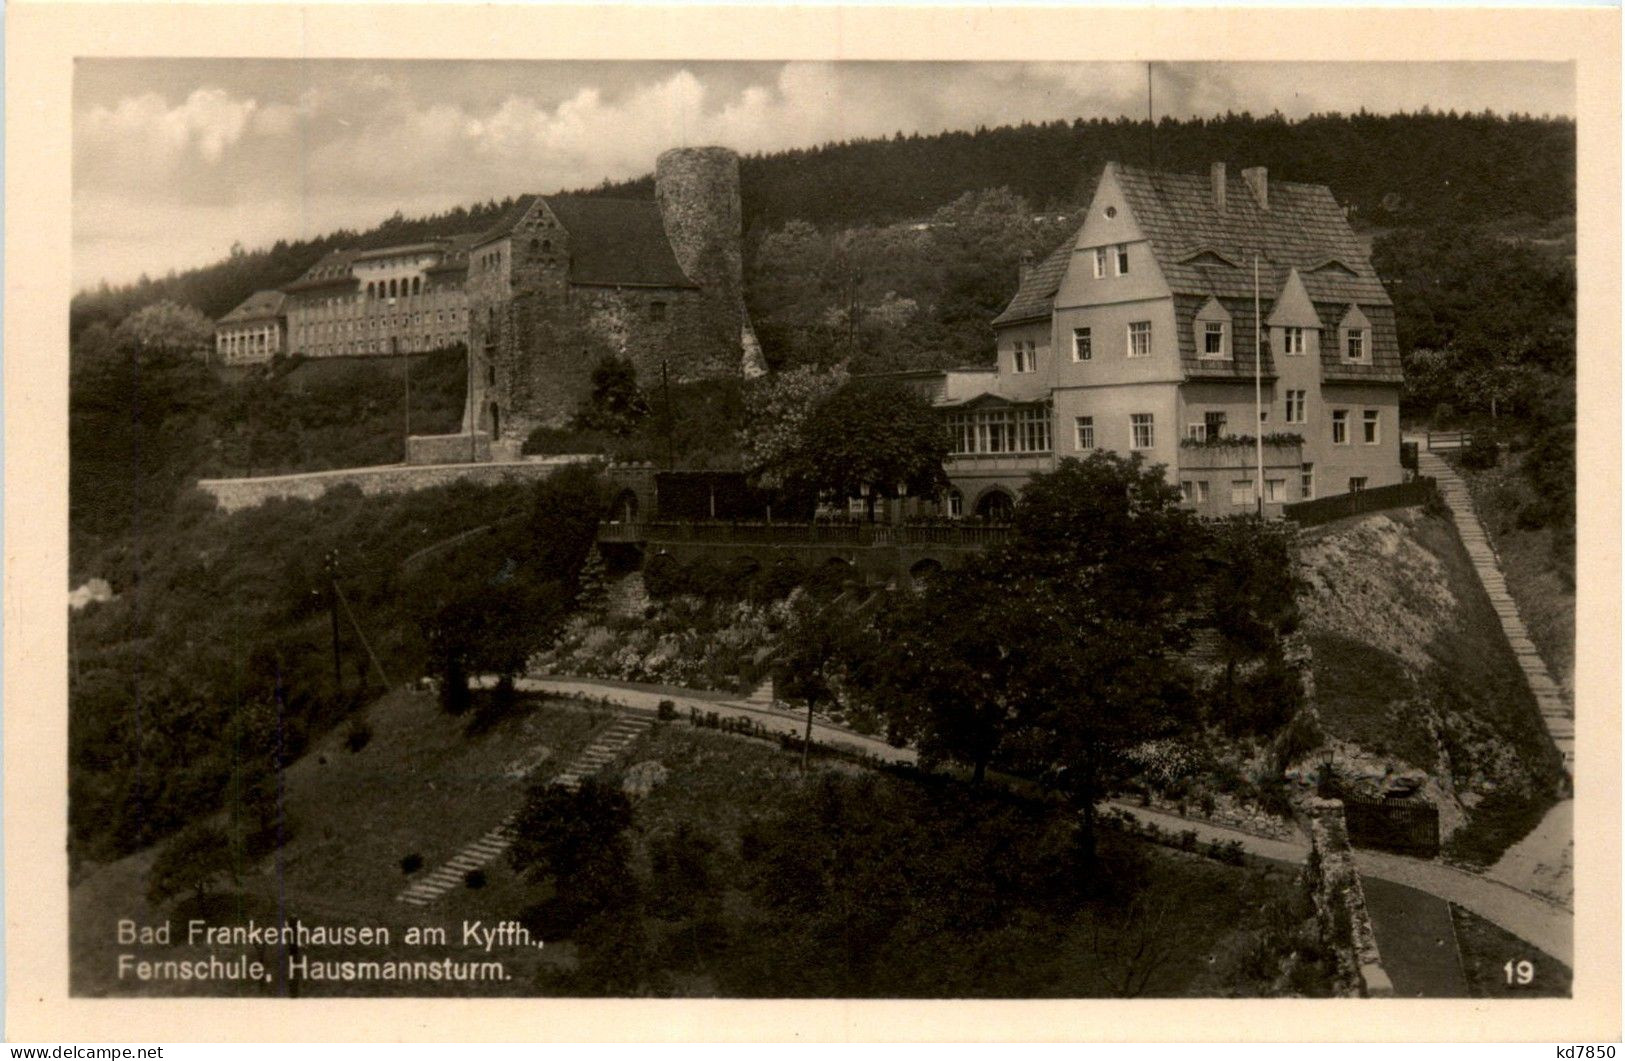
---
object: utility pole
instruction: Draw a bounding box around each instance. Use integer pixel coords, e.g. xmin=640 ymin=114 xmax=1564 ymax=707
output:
xmin=468 ymin=342 xmax=477 ymax=464
xmin=1254 ymin=254 xmax=1265 ymax=517
xmin=661 ymin=358 xmax=675 ymax=470
xmin=324 ymin=549 xmax=343 ymax=700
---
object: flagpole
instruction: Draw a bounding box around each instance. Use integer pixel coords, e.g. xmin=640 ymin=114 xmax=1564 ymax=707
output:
xmin=1254 ymin=254 xmax=1265 ymax=517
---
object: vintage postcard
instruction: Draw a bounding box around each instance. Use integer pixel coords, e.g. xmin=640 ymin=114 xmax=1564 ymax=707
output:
xmin=5 ymin=2 xmax=1619 ymax=1044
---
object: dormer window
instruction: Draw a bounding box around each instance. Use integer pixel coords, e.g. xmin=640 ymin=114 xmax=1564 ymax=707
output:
xmin=1013 ymin=340 xmax=1037 ymax=373
xmin=1282 ymin=327 xmax=1306 ymax=356
xmin=1094 ymin=248 xmax=1107 ymax=279
xmin=1115 ymin=244 xmax=1130 ymax=276
xmin=1194 ymin=297 xmax=1232 ymax=360
xmin=1338 ymin=304 xmax=1373 ymax=363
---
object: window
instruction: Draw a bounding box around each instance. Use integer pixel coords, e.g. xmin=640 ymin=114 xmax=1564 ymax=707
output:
xmin=650 ymin=301 xmax=667 ymax=323
xmin=1283 ymin=327 xmax=1306 ymax=356
xmin=1013 ymin=341 xmax=1037 ymax=373
xmin=1345 ymin=328 xmax=1366 ymax=361
xmin=1285 ymin=389 xmax=1307 ymax=424
xmin=1265 ymin=478 xmax=1287 ymax=503
xmin=1073 ymin=327 xmax=1092 ymax=361
xmin=1127 ymin=321 xmax=1152 ymax=358
xmin=1362 ymin=409 xmax=1380 ymax=444
xmin=947 ymin=490 xmax=964 ymax=518
xmin=1075 ymin=416 xmax=1094 ymax=450
xmin=1130 ymin=413 xmax=1154 ymax=450
xmin=1202 ymin=322 xmax=1227 ymax=358
xmin=1192 ymin=480 xmax=1210 ymax=503
xmin=1202 ymin=411 xmax=1228 ymax=441
xmin=1331 ymin=409 xmax=1349 ymax=445
xmin=946 ymin=412 xmax=975 ymax=455
xmin=1349 ymin=476 xmax=1368 ymax=493
xmin=1017 ymin=405 xmax=1051 ymax=452
xmin=1230 ymin=480 xmax=1255 ymax=507
xmin=1181 ymin=481 xmax=1195 ymax=504
xmin=1115 ymin=244 xmax=1130 ymax=275
xmin=1094 ymin=248 xmax=1107 ymax=278
xmin=1301 ymin=463 xmax=1315 ymax=499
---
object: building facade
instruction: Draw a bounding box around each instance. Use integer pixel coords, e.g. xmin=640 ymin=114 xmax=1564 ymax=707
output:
xmin=464 ymin=146 xmax=758 ymax=446
xmin=924 ymin=160 xmax=1403 ymax=518
xmin=281 ymin=235 xmax=476 ymax=359
xmin=213 ymin=289 xmax=286 ymax=365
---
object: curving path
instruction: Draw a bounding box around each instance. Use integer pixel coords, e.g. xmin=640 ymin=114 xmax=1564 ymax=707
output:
xmin=530 ymin=674 xmax=1570 ymax=966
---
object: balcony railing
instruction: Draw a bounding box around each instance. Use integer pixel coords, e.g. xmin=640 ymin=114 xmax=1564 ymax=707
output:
xmin=598 ymin=520 xmax=1014 ymax=549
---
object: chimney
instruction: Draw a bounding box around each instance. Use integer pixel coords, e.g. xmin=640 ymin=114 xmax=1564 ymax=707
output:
xmin=1211 ymin=162 xmax=1227 ymax=214
xmin=1019 ymin=250 xmax=1034 ymax=285
xmin=1242 ymin=166 xmax=1269 ymax=211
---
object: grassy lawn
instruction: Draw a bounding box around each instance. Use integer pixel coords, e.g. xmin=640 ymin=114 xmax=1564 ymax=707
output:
xmin=74 ymin=700 xmax=1322 ymax=998
xmin=71 ymin=689 xmax=613 ymax=997
xmin=1451 ymin=904 xmax=1571 ymax=998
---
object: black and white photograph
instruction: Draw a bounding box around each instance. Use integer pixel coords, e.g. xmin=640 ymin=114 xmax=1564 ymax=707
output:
xmin=6 ymin=3 xmax=1619 ymax=1042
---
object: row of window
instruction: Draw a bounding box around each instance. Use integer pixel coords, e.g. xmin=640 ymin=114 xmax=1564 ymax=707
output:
xmin=1178 ymin=467 xmax=1368 ymax=507
xmin=295 ymin=334 xmax=460 ymax=356
xmin=1066 ymin=413 xmax=1155 ymax=451
xmin=945 ymin=406 xmax=1053 ymax=455
xmin=363 ymin=276 xmax=428 ymax=300
xmin=1047 ymin=322 xmax=1367 ymax=365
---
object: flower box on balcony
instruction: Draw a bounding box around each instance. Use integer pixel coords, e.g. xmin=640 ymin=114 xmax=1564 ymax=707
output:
xmin=1177 ymin=435 xmax=1303 ymax=471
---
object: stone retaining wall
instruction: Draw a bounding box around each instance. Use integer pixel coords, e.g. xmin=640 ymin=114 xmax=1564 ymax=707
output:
xmin=406 ymin=432 xmax=491 ymax=465
xmin=197 ymin=455 xmax=597 ymax=513
xmin=1304 ymin=797 xmax=1394 ymax=998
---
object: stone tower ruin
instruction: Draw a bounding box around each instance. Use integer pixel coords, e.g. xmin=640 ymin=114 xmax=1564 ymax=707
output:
xmin=655 ymin=147 xmax=765 ymax=378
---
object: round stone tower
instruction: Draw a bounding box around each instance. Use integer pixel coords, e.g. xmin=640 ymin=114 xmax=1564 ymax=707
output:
xmin=654 ymin=146 xmax=762 ymax=377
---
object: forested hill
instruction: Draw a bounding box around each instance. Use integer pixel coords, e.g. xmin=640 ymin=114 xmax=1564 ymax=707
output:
xmin=72 ymin=109 xmax=1573 ymax=338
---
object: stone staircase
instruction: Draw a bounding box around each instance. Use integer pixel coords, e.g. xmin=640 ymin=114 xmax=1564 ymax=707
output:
xmin=396 ymin=713 xmax=654 ymax=907
xmin=1417 ymin=451 xmax=1574 ymax=773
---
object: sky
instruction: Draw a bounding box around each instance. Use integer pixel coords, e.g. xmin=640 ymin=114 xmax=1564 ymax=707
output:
xmin=73 ymin=60 xmax=1574 ymax=292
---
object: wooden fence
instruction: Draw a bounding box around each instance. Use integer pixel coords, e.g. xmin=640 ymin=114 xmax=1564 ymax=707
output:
xmin=1282 ymin=478 xmax=1439 ymax=528
xmin=1423 ymin=429 xmax=1475 ymax=452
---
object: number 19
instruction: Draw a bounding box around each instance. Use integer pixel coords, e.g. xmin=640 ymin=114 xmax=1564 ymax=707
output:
xmin=1504 ymin=959 xmax=1536 ymax=985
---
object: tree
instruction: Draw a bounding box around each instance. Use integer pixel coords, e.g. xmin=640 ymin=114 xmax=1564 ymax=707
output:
xmin=146 ymin=821 xmax=236 ymax=906
xmin=772 ymin=590 xmax=861 ymax=769
xmin=1207 ymin=516 xmax=1302 ymax=714
xmin=864 ymin=552 xmax=1030 ymax=784
xmin=739 ymin=364 xmax=848 ymax=482
xmin=113 ymin=300 xmax=214 ymax=360
xmin=780 ymin=380 xmax=949 ymax=519
xmin=571 ymin=355 xmax=649 ymax=437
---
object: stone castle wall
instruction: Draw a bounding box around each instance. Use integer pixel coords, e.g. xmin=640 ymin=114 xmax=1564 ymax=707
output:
xmin=470 ymin=147 xmax=753 ymax=444
xmin=197 ymin=455 xmax=596 ymax=513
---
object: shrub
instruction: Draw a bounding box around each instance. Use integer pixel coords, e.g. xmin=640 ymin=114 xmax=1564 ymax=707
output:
xmin=400 ymin=853 xmax=423 ymax=874
xmin=1179 ymin=829 xmax=1199 ymax=851
xmin=464 ymin=868 xmax=487 ymax=889
xmin=657 ymin=699 xmax=677 ymax=722
xmin=344 ymin=716 xmax=373 ymax=753
xmin=1459 ymin=433 xmax=1500 ymax=470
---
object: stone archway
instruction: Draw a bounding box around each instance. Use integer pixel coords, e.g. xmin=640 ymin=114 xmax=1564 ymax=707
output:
xmin=974 ymin=487 xmax=1015 ymax=521
xmin=610 ymin=489 xmax=639 ymax=523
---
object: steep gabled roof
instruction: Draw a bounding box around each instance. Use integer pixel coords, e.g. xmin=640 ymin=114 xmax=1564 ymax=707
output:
xmin=1112 ymin=163 xmax=1389 ymax=307
xmin=217 ymin=289 xmax=286 ymax=325
xmin=545 ymin=197 xmax=696 ymax=289
xmin=472 ymin=194 xmax=697 ymax=289
xmin=990 ymin=240 xmax=1071 ymax=326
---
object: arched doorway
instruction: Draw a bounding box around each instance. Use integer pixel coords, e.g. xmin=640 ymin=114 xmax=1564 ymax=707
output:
xmin=974 ymin=488 xmax=1015 ymax=521
xmin=610 ymin=489 xmax=639 ymax=523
